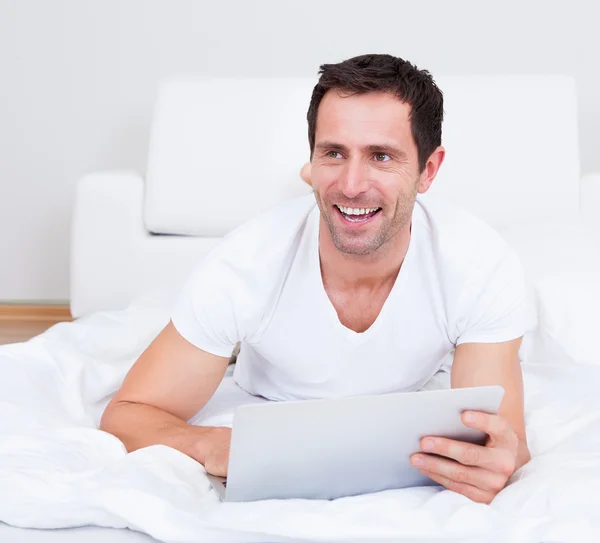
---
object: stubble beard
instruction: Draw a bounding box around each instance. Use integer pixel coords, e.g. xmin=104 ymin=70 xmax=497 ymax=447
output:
xmin=313 ymin=181 xmax=418 ymax=256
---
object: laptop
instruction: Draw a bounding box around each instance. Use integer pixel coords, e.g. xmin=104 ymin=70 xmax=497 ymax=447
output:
xmin=207 ymin=385 xmax=504 ymax=501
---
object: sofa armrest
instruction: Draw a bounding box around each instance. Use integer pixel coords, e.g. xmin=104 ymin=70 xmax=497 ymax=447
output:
xmin=70 ymin=170 xmax=147 ymax=318
xmin=581 ymin=173 xmax=600 ymax=242
xmin=70 ymin=170 xmax=222 ymax=319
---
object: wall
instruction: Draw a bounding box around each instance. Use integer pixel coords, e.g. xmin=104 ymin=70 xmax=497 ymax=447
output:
xmin=0 ymin=0 xmax=599 ymax=301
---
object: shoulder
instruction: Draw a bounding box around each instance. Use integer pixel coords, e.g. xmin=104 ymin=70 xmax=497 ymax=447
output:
xmin=415 ymin=191 xmax=514 ymax=273
xmin=203 ymin=193 xmax=317 ymax=272
xmin=172 ymin=194 xmax=317 ymax=346
xmin=414 ymin=193 xmax=534 ymax=344
xmin=184 ymin=193 xmax=317 ymax=306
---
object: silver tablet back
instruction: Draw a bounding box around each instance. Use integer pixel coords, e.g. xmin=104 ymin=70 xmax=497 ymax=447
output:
xmin=223 ymin=385 xmax=504 ymax=501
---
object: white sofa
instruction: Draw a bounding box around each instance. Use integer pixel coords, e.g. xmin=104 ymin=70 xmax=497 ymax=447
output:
xmin=70 ymin=75 xmax=600 ymax=318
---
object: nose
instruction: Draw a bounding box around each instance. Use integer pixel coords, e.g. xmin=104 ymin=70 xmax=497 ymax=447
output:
xmin=338 ymin=158 xmax=370 ymax=200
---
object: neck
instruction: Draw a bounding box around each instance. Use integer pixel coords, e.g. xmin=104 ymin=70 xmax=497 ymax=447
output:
xmin=318 ymin=218 xmax=412 ymax=289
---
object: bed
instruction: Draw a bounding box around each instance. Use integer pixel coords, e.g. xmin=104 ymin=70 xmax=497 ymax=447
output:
xmin=2 ymin=75 xmax=600 ymax=543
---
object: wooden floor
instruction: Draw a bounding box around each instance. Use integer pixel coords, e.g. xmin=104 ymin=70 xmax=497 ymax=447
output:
xmin=0 ymin=305 xmax=73 ymax=345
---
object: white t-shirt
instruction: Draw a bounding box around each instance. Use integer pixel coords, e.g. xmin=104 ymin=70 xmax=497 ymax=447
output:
xmin=171 ymin=192 xmax=536 ymax=401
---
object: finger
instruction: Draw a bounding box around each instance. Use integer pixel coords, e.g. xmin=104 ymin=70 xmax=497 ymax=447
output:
xmin=411 ymin=453 xmax=507 ymax=492
xmin=420 ymin=437 xmax=516 ymax=475
xmin=418 ymin=468 xmax=495 ymax=504
xmin=461 ymin=411 xmax=516 ymax=447
xmin=421 ymin=436 xmax=490 ymax=466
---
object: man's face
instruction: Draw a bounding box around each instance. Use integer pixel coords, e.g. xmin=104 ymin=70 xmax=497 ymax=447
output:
xmin=311 ymin=90 xmax=425 ymax=256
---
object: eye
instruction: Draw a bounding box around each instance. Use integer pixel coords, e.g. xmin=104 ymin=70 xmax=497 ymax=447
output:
xmin=374 ymin=153 xmax=391 ymax=162
xmin=327 ymin=151 xmax=342 ymax=159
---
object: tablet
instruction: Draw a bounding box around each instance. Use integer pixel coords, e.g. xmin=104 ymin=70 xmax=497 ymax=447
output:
xmin=208 ymin=385 xmax=504 ymax=501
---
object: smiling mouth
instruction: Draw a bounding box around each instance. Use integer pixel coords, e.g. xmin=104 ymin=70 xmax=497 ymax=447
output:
xmin=335 ymin=204 xmax=382 ymax=223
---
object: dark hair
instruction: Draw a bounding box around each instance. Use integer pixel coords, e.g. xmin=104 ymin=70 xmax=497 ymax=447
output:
xmin=307 ymin=54 xmax=444 ymax=172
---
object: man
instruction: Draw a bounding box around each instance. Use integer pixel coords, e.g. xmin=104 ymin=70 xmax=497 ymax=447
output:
xmin=100 ymin=54 xmax=535 ymax=504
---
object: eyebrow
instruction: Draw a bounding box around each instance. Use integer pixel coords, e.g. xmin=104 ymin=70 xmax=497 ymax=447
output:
xmin=314 ymin=141 xmax=408 ymax=159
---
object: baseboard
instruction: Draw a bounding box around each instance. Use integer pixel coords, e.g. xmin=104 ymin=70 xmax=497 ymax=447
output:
xmin=0 ymin=304 xmax=73 ymax=321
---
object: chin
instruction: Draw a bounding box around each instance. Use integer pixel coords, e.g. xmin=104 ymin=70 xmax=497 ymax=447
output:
xmin=332 ymin=236 xmax=380 ymax=256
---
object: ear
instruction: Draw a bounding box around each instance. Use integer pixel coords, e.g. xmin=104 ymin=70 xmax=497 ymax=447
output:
xmin=417 ymin=146 xmax=445 ymax=194
xmin=300 ymin=162 xmax=312 ymax=186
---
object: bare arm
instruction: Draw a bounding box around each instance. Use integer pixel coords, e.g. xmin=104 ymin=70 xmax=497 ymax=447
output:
xmin=451 ymin=337 xmax=530 ymax=468
xmin=99 ymin=320 xmax=232 ymax=472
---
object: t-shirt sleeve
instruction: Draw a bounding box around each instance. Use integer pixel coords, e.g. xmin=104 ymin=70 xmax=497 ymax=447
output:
xmin=170 ymin=254 xmax=248 ymax=358
xmin=169 ymin=195 xmax=315 ymax=357
xmin=454 ymin=246 xmax=537 ymax=346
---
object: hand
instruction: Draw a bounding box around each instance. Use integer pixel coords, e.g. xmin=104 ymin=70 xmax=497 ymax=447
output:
xmin=410 ymin=411 xmax=520 ymax=504
xmin=300 ymin=162 xmax=311 ymax=185
xmin=195 ymin=426 xmax=232 ymax=477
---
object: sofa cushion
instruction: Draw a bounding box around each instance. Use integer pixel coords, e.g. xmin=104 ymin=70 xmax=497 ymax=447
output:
xmin=144 ymin=77 xmax=315 ymax=236
xmin=144 ymin=75 xmax=580 ymax=237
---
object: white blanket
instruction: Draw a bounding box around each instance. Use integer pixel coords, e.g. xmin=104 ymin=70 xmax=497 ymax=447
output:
xmin=1 ymin=288 xmax=600 ymax=543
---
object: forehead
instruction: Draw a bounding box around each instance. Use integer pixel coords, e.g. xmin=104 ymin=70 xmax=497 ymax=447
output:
xmin=315 ymin=90 xmax=413 ymax=148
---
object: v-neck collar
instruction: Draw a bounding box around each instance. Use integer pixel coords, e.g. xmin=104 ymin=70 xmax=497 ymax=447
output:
xmin=309 ymin=203 xmax=420 ymax=343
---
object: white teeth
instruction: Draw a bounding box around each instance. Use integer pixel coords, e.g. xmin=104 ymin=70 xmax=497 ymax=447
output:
xmin=337 ymin=205 xmax=379 ymax=216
